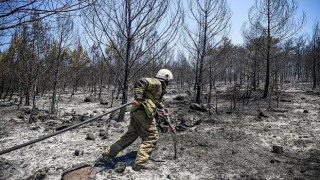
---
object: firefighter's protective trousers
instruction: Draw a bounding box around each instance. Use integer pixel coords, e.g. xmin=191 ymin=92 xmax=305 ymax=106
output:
xmin=103 ymin=109 xmax=159 ymax=166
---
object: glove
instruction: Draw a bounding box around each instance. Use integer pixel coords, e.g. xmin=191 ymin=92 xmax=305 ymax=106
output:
xmin=133 ymin=99 xmax=142 ymax=108
xmin=156 ymin=108 xmax=169 ymax=118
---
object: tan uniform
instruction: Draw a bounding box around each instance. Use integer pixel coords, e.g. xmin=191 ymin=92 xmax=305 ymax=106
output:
xmin=103 ymin=77 xmax=165 ymax=167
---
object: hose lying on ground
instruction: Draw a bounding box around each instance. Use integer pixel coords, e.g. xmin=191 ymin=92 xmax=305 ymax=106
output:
xmin=0 ymin=103 xmax=132 ymax=156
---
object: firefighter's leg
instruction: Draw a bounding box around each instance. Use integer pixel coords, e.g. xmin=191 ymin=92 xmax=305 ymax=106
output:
xmin=103 ymin=116 xmax=138 ymax=159
xmin=132 ymin=110 xmax=159 ymax=167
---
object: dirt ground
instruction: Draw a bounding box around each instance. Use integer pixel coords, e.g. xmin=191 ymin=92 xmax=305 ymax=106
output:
xmin=0 ymin=82 xmax=319 ymax=180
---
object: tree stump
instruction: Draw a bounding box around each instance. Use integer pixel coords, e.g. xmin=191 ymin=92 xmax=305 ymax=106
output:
xmin=62 ymin=164 xmax=96 ymax=180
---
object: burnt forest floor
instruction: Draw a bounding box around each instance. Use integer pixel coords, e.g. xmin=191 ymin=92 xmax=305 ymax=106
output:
xmin=0 ymin=82 xmax=320 ymax=180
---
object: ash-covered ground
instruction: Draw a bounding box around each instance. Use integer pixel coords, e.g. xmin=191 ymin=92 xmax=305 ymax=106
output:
xmin=0 ymin=82 xmax=319 ymax=180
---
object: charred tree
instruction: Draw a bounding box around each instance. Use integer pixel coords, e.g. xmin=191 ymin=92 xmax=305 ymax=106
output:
xmin=183 ymin=0 xmax=231 ymax=103
xmin=82 ymin=0 xmax=182 ymax=121
xmin=244 ymin=0 xmax=305 ymax=98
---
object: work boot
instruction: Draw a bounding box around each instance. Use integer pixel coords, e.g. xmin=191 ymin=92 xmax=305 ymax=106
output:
xmin=96 ymin=154 xmax=112 ymax=164
xmin=132 ymin=163 xmax=157 ymax=171
xmin=132 ymin=163 xmax=146 ymax=171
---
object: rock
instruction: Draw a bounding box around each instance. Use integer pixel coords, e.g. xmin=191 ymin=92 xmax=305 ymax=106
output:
xmin=23 ymin=107 xmax=32 ymax=114
xmin=180 ymin=115 xmax=197 ymax=127
xmin=171 ymin=90 xmax=178 ymax=94
xmin=276 ymin=114 xmax=287 ymax=118
xmin=64 ymin=112 xmax=74 ymax=116
xmin=33 ymin=109 xmax=40 ymax=115
xmin=269 ymin=108 xmax=288 ymax=113
xmin=300 ymin=168 xmax=307 ymax=173
xmin=30 ymin=115 xmax=40 ymax=123
xmin=79 ymin=115 xmax=90 ymax=122
xmin=272 ymin=146 xmax=283 ymax=154
xmin=17 ymin=113 xmax=25 ymax=119
xmin=188 ymin=127 xmax=196 ymax=132
xmin=38 ymin=115 xmax=50 ymax=122
xmin=99 ymin=130 xmax=108 ymax=139
xmin=9 ymin=118 xmax=16 ymax=122
xmin=190 ymin=103 xmax=207 ymax=112
xmin=74 ymin=150 xmax=83 ymax=156
xmin=70 ymin=115 xmax=78 ymax=121
xmin=100 ymin=98 xmax=109 ymax=105
xmin=303 ymin=110 xmax=309 ymax=113
xmin=84 ymin=97 xmax=92 ymax=102
xmin=270 ymin=159 xmax=280 ymax=163
xmin=26 ymin=168 xmax=48 ymax=180
xmin=74 ymin=150 xmax=80 ymax=156
xmin=176 ymin=125 xmax=187 ymax=131
xmin=86 ymin=133 xmax=96 ymax=140
xmin=159 ymin=125 xmax=169 ymax=133
xmin=45 ymin=120 xmax=60 ymax=127
xmin=162 ymin=147 xmax=168 ymax=151
xmin=194 ymin=119 xmax=202 ymax=126
xmin=280 ymin=99 xmax=292 ymax=102
xmin=174 ymin=95 xmax=185 ymax=101
xmin=114 ymin=162 xmax=126 ymax=173
xmin=93 ymin=110 xmax=98 ymax=113
xmin=113 ymin=123 xmax=121 ymax=128
xmin=30 ymin=126 xmax=41 ymax=131
xmin=56 ymin=124 xmax=70 ymax=131
xmin=24 ymin=108 xmax=40 ymax=116
xmin=258 ymin=111 xmax=269 ymax=118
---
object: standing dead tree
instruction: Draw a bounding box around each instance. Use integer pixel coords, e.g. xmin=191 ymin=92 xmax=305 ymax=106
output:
xmin=7 ymin=14 xmax=52 ymax=122
xmin=310 ymin=21 xmax=320 ymax=90
xmin=292 ymin=34 xmax=308 ymax=81
xmin=27 ymin=16 xmax=51 ymax=123
xmin=175 ymin=51 xmax=192 ymax=90
xmin=0 ymin=39 xmax=18 ymax=101
xmin=68 ymin=43 xmax=90 ymax=97
xmin=242 ymin=22 xmax=266 ymax=91
xmin=183 ymin=0 xmax=231 ymax=104
xmin=0 ymin=0 xmax=93 ymax=46
xmin=244 ymin=0 xmax=305 ymax=98
xmin=82 ymin=0 xmax=182 ymax=121
xmin=50 ymin=15 xmax=75 ymax=116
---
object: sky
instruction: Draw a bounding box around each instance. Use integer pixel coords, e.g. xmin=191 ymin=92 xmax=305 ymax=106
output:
xmin=1 ymin=0 xmax=319 ymax=50
xmin=228 ymin=0 xmax=320 ymax=45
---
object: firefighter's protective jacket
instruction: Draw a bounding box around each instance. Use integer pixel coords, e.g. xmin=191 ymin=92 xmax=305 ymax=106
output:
xmin=131 ymin=77 xmax=165 ymax=117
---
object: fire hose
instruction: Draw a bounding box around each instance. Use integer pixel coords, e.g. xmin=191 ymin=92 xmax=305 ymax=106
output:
xmin=0 ymin=102 xmax=132 ymax=156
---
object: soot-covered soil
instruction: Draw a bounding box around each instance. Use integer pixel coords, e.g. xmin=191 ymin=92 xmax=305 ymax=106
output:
xmin=0 ymin=83 xmax=319 ymax=180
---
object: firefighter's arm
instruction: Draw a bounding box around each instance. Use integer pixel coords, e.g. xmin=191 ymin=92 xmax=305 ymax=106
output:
xmin=132 ymin=78 xmax=148 ymax=107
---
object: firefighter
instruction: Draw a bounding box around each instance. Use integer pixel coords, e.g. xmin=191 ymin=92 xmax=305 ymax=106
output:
xmin=98 ymin=69 xmax=173 ymax=171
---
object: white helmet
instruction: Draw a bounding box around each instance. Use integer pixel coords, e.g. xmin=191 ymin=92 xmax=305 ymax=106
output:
xmin=155 ymin=69 xmax=173 ymax=81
